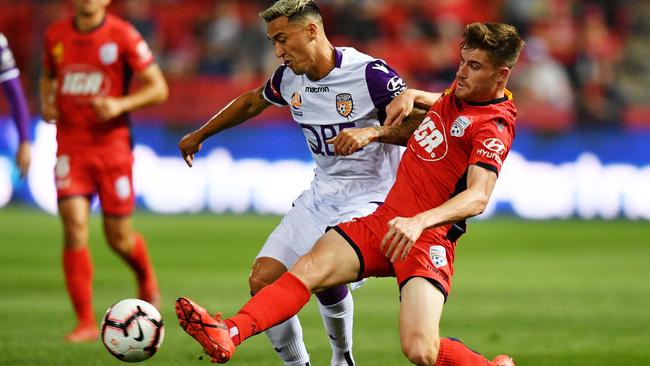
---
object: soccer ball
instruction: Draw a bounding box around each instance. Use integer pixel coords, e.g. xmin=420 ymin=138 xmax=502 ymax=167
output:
xmin=101 ymin=299 xmax=164 ymax=362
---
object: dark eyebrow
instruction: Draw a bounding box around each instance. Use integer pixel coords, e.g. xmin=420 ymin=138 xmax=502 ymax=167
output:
xmin=268 ymin=32 xmax=286 ymax=41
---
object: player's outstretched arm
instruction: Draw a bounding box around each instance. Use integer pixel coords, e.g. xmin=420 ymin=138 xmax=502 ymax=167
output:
xmin=381 ymin=165 xmax=497 ymax=262
xmin=385 ymin=89 xmax=441 ymax=126
xmin=326 ymin=106 xmax=427 ymax=156
xmin=178 ymin=85 xmax=271 ymax=167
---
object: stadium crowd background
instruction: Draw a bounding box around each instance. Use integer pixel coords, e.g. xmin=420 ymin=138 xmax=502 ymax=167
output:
xmin=0 ymin=0 xmax=648 ymax=132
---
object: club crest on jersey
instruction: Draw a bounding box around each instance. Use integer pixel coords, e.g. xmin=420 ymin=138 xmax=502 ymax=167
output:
xmin=451 ymin=116 xmax=471 ymax=137
xmin=99 ymin=43 xmax=118 ymax=65
xmin=291 ymin=92 xmax=303 ymax=117
xmin=336 ymin=93 xmax=354 ymax=118
xmin=429 ymin=245 xmax=447 ymax=268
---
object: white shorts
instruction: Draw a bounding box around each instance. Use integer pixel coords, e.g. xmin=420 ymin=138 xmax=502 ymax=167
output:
xmin=256 ymin=189 xmax=382 ymax=269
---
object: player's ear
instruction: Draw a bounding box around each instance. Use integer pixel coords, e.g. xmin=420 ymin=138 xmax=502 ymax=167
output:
xmin=497 ymin=66 xmax=510 ymax=83
xmin=306 ymin=21 xmax=318 ymax=40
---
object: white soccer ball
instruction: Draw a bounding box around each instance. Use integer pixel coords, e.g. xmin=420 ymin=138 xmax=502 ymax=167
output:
xmin=101 ymin=299 xmax=165 ymax=362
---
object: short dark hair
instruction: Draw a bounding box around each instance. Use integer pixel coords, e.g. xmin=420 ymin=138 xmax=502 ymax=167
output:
xmin=259 ymin=0 xmax=322 ymax=24
xmin=461 ymin=22 xmax=525 ymax=68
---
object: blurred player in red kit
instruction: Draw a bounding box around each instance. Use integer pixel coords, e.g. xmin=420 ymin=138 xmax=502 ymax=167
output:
xmin=40 ymin=0 xmax=168 ymax=342
xmin=175 ymin=22 xmax=524 ymax=366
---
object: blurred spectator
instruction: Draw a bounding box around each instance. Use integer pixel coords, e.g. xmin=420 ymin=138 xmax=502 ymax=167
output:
xmin=0 ymin=0 xmax=646 ymax=131
xmin=510 ymin=37 xmax=575 ymax=132
xmin=572 ymin=6 xmax=626 ymax=128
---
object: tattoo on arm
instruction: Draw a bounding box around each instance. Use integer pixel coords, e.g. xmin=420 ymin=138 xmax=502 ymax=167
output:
xmin=376 ymin=106 xmax=428 ymax=146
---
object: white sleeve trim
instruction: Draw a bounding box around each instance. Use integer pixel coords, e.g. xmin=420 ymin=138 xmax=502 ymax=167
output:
xmin=0 ymin=68 xmax=19 ymax=83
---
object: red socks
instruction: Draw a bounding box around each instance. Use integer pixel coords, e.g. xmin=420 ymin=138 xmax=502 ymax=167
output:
xmin=436 ymin=338 xmax=492 ymax=366
xmin=227 ymin=272 xmax=310 ymax=345
xmin=63 ymin=247 xmax=95 ymax=326
xmin=124 ymin=233 xmax=159 ymax=303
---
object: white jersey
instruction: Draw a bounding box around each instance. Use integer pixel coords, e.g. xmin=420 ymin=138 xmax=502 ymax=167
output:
xmin=262 ymin=47 xmax=406 ymax=206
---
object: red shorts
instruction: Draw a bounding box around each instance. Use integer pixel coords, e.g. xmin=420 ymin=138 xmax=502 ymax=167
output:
xmin=54 ymin=149 xmax=135 ymax=216
xmin=334 ymin=205 xmax=456 ymax=298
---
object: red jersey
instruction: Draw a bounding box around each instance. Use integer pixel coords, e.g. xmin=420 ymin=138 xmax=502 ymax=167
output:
xmin=383 ymin=83 xmax=517 ymax=234
xmin=43 ymin=14 xmax=154 ymax=152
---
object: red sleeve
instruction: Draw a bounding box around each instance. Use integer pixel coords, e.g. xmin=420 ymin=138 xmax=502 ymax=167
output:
xmin=121 ymin=23 xmax=154 ymax=72
xmin=468 ymin=117 xmax=514 ymax=176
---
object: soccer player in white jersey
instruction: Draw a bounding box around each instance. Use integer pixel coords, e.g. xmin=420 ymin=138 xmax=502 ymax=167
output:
xmin=177 ymin=1 xmax=407 ymax=365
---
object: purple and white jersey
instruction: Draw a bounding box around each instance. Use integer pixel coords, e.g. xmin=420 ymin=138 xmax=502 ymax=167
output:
xmin=263 ymin=47 xmax=406 ymax=205
xmin=0 ymin=33 xmax=20 ymax=84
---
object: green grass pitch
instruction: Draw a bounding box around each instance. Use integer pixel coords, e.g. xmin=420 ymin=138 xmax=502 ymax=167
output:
xmin=1 ymin=206 xmax=649 ymax=365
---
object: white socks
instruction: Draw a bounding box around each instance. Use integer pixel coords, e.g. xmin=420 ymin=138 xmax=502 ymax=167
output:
xmin=319 ymin=291 xmax=355 ymax=366
xmin=265 ymin=315 xmax=310 ymax=366
xmin=265 ymin=292 xmax=356 ymax=366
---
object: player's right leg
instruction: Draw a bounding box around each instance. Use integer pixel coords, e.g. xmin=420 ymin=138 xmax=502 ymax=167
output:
xmin=176 ymin=229 xmax=361 ymax=363
xmin=59 ymin=196 xmax=98 ymax=342
xmin=249 ymin=257 xmax=311 ymax=366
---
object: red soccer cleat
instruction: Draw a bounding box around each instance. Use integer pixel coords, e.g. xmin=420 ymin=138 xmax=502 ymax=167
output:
xmin=65 ymin=323 xmax=99 ymax=343
xmin=175 ymin=297 xmax=235 ymax=363
xmin=493 ymin=354 xmax=515 ymax=366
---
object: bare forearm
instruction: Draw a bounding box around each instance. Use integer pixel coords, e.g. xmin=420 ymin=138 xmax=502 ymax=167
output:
xmin=194 ymin=88 xmax=269 ymax=141
xmin=39 ymin=76 xmax=55 ymax=106
xmin=415 ymin=188 xmax=488 ymax=230
xmin=119 ymin=76 xmax=168 ymax=113
xmin=372 ymin=106 xmax=427 ymax=146
xmin=411 ymin=90 xmax=442 ymax=109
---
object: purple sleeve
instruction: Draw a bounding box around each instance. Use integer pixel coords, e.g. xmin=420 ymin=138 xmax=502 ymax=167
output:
xmin=365 ymin=60 xmax=406 ymax=123
xmin=2 ymin=78 xmax=31 ymax=142
xmin=262 ymin=65 xmax=288 ymax=106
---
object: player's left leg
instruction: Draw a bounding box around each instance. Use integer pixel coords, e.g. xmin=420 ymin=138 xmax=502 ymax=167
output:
xmin=400 ymin=279 xmax=512 ymax=366
xmin=315 ymin=286 xmax=355 ymax=366
xmin=103 ymin=216 xmax=160 ymax=308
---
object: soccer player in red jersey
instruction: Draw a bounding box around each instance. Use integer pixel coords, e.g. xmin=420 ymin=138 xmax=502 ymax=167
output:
xmin=40 ymin=0 xmax=168 ymax=342
xmin=175 ymin=22 xmax=524 ymax=366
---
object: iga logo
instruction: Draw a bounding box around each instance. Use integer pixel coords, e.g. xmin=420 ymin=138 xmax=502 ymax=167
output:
xmin=60 ymin=65 xmax=111 ymax=98
xmin=411 ymin=113 xmax=448 ymax=161
xmin=483 ymin=138 xmax=505 ymax=154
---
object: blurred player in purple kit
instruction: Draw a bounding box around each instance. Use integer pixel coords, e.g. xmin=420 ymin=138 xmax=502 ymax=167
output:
xmin=0 ymin=33 xmax=31 ymax=178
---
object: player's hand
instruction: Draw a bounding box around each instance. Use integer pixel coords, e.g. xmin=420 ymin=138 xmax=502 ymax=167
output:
xmin=178 ymin=132 xmax=203 ymax=167
xmin=16 ymin=141 xmax=31 ymax=179
xmin=385 ymin=89 xmax=416 ymax=126
xmin=325 ymin=127 xmax=378 ymax=156
xmin=381 ymin=215 xmax=426 ymax=262
xmin=92 ymin=97 xmax=125 ymax=122
xmin=41 ymin=102 xmax=59 ymax=124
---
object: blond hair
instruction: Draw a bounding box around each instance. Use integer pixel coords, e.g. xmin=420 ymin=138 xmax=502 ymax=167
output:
xmin=462 ymin=22 xmax=525 ymax=68
xmin=259 ymin=0 xmax=322 ymax=24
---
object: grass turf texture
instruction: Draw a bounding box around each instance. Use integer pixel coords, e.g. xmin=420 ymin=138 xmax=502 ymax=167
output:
xmin=0 ymin=206 xmax=648 ymax=365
